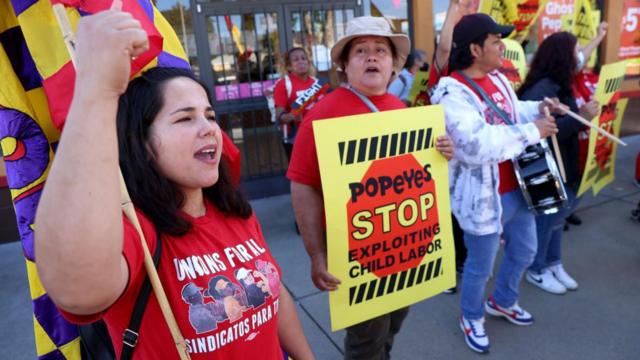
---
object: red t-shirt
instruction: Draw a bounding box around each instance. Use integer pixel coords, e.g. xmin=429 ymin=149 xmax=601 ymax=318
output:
xmin=273 ymin=73 xmax=321 ymax=138
xmin=427 ymin=63 xmax=449 ymax=91
xmin=451 ymin=72 xmax=519 ymax=194
xmin=62 ymin=202 xmax=283 ymax=359
xmin=573 ymin=70 xmax=597 ymax=175
xmin=286 ymin=87 xmax=406 ymax=189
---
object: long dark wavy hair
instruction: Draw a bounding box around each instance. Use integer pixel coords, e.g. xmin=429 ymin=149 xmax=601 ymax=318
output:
xmin=116 ymin=67 xmax=252 ymax=236
xmin=518 ymin=32 xmax=578 ymax=98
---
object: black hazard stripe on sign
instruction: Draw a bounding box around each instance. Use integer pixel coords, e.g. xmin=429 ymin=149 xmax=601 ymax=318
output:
xmin=504 ymin=48 xmax=519 ymax=62
xmin=348 ymin=257 xmax=442 ymax=306
xmin=603 ymin=76 xmax=624 ymax=94
xmin=338 ymin=128 xmax=434 ymax=166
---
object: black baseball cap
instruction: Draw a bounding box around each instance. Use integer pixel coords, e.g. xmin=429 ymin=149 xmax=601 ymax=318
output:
xmin=452 ymin=13 xmax=514 ymax=48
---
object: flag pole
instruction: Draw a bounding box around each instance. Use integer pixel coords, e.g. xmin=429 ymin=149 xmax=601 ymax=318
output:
xmin=52 ymin=5 xmax=191 ymax=360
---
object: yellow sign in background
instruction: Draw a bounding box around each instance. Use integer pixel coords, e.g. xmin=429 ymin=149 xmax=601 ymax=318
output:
xmin=313 ymin=106 xmax=455 ymax=331
xmin=577 ymin=60 xmax=628 ymax=196
xmin=501 ymin=39 xmax=528 ymax=90
xmin=479 ymin=0 xmax=548 ymax=41
xmin=407 ymin=69 xmax=431 ymax=107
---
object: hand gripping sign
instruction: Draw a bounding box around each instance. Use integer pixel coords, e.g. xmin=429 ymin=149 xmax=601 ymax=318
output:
xmin=313 ymin=105 xmax=455 ymax=331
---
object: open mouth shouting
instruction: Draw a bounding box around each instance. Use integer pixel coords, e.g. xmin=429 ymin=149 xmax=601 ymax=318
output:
xmin=194 ymin=144 xmax=218 ymax=164
xmin=365 ymin=65 xmax=380 ymax=74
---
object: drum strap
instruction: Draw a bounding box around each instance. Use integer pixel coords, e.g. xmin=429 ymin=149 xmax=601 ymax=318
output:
xmin=455 ymin=71 xmax=514 ymax=126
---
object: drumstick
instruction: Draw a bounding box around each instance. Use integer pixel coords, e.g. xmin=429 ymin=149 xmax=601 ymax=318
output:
xmin=544 ymin=107 xmax=567 ymax=183
xmin=543 ymin=97 xmax=627 ymax=146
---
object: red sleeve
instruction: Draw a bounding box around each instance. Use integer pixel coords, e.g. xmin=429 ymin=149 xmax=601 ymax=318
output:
xmin=221 ymin=132 xmax=241 ymax=186
xmin=286 ymin=115 xmax=321 ymax=188
xmin=273 ymin=78 xmax=288 ymax=109
xmin=428 ymin=63 xmax=449 ymax=90
xmin=59 ymin=211 xmax=157 ymax=324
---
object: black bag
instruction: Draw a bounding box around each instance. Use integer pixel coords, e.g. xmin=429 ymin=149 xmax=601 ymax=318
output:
xmin=80 ymin=232 xmax=162 ymax=360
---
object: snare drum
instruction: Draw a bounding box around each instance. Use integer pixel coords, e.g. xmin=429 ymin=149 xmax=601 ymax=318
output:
xmin=512 ymin=139 xmax=568 ymax=215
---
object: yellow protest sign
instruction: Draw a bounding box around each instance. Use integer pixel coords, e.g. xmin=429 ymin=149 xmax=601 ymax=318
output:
xmin=591 ymin=99 xmax=627 ymax=194
xmin=407 ymin=69 xmax=430 ymax=107
xmin=573 ymin=0 xmax=600 ymax=69
xmin=500 ymin=39 xmax=527 ymax=90
xmin=562 ymin=8 xmax=600 ymax=69
xmin=560 ymin=13 xmax=573 ymax=31
xmin=577 ymin=60 xmax=628 ymax=196
xmin=478 ymin=1 xmax=547 ymax=40
xmin=479 ymin=0 xmax=518 ymax=26
xmin=313 ymin=106 xmax=455 ymax=331
xmin=573 ymin=0 xmax=595 ymax=45
xmin=511 ymin=0 xmax=549 ymax=40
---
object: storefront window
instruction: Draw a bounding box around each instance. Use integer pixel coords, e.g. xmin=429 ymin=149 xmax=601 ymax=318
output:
xmin=207 ymin=13 xmax=281 ymax=101
xmin=370 ymin=0 xmax=409 ymax=34
xmin=155 ymin=0 xmax=199 ymax=75
xmin=290 ymin=9 xmax=354 ymax=76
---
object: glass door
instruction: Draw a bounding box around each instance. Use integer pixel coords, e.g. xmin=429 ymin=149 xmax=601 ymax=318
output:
xmin=284 ymin=3 xmax=360 ymax=82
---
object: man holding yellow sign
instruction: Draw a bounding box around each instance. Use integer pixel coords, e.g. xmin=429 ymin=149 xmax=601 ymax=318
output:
xmin=287 ymin=16 xmax=454 ymax=359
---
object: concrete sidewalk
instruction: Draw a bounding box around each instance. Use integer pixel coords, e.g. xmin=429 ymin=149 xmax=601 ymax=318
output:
xmin=2 ymin=135 xmax=639 ymax=359
xmin=255 ymin=134 xmax=640 ymax=360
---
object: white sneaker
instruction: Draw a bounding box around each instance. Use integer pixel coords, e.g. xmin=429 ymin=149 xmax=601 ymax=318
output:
xmin=526 ymin=270 xmax=567 ymax=294
xmin=549 ymin=264 xmax=578 ymax=290
xmin=459 ymin=316 xmax=490 ymax=353
xmin=485 ymin=296 xmax=534 ymax=326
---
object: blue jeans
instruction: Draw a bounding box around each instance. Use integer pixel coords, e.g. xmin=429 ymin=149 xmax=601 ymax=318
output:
xmin=460 ymin=189 xmax=538 ymax=320
xmin=529 ymin=187 xmax=578 ymax=273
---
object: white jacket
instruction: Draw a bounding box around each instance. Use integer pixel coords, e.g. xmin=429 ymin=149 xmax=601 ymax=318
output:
xmin=431 ymin=71 xmax=542 ymax=236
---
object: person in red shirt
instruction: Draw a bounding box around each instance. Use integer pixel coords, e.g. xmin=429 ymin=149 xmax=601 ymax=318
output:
xmin=427 ymin=0 xmax=462 ymax=92
xmin=288 ymin=16 xmax=453 ymax=359
xmin=34 ymin=8 xmax=313 ymax=360
xmin=273 ymin=47 xmax=326 ymax=160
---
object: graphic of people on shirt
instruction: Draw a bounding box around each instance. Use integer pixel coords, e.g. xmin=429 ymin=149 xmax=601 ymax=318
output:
xmin=204 ymin=275 xmax=248 ymax=323
xmin=254 ymin=259 xmax=280 ymax=297
xmin=181 ymin=283 xmax=227 ymax=334
xmin=235 ymin=267 xmax=271 ymax=308
xmin=486 ymin=90 xmax=513 ymax=125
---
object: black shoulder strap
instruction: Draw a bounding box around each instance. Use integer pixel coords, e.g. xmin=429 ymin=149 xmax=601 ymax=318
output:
xmin=120 ymin=231 xmax=162 ymax=360
xmin=455 ymin=71 xmax=514 ymax=125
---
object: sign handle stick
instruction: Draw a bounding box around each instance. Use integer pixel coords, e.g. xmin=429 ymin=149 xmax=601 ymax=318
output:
xmin=544 ymin=97 xmax=627 ymax=146
xmin=52 ymin=4 xmax=191 ymax=359
xmin=544 ymin=107 xmax=567 ymax=183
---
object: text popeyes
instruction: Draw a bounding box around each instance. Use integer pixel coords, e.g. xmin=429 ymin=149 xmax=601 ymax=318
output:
xmin=348 ymin=164 xmax=435 ymax=240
